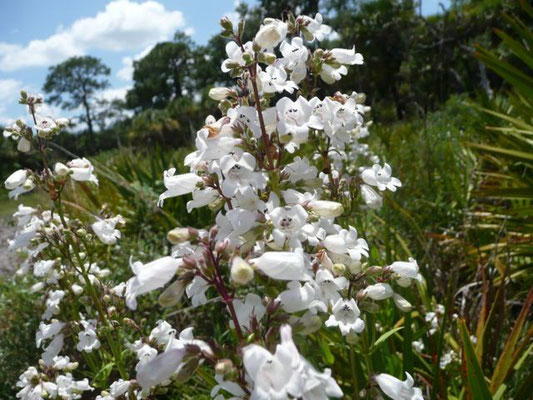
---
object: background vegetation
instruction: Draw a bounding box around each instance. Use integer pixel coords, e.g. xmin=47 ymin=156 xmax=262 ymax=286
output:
xmin=0 ymin=0 xmax=531 ymax=398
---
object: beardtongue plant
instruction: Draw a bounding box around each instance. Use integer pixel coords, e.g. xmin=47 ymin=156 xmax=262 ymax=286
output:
xmin=4 ymin=12 xmax=427 ymax=400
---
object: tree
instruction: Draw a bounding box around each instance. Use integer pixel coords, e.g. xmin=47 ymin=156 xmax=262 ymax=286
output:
xmin=126 ymin=32 xmax=196 ymax=111
xmin=43 ymin=56 xmax=110 ymax=151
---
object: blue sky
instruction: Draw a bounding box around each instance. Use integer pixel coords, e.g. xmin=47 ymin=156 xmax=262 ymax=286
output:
xmin=0 ymin=0 xmax=449 ymax=125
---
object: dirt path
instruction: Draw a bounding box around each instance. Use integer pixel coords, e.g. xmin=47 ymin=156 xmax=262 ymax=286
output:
xmin=0 ymin=218 xmax=20 ymax=276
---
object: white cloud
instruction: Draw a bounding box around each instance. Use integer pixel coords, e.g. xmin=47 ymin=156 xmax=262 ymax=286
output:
xmin=99 ymin=86 xmax=130 ymax=102
xmin=0 ymin=0 xmax=187 ymax=71
xmin=0 ymin=79 xmax=23 ymax=125
xmin=0 ymin=79 xmax=21 ymax=103
xmin=117 ymin=44 xmax=155 ymax=82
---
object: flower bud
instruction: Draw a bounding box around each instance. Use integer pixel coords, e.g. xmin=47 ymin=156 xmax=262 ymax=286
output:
xmin=332 ymin=263 xmax=346 ymax=276
xmin=158 ymin=280 xmax=185 ymax=307
xmin=393 ymin=293 xmax=412 ymax=312
xmin=71 ymin=284 xmax=83 ymax=295
xmin=54 ymin=163 xmax=69 ymax=176
xmin=23 ymin=178 xmax=34 ymax=190
xmin=208 ymin=87 xmax=235 ymax=101
xmin=215 ymin=359 xmax=234 ymax=376
xmin=230 ymin=256 xmax=254 ymax=285
xmin=363 ymin=283 xmax=393 ymax=300
xmin=4 ymin=169 xmax=27 ymax=189
xmin=308 ymin=200 xmax=344 ymax=218
xmin=220 ymin=17 xmax=233 ymax=32
xmin=17 ymin=137 xmax=31 ymax=153
xmin=167 ymin=227 xmax=190 ymax=244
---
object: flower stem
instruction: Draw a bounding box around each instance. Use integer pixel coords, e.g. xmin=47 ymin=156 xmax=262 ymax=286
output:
xmin=349 ymin=343 xmax=360 ymax=400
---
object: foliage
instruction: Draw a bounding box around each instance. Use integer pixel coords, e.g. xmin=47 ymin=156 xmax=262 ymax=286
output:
xmin=43 ymin=55 xmax=111 ymax=151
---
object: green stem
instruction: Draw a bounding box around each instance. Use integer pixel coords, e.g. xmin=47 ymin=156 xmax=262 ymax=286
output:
xmin=349 ymin=343 xmax=360 ymax=400
xmin=71 ymin=242 xmax=128 ymax=380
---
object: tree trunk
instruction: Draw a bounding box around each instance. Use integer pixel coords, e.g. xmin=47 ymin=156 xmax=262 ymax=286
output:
xmin=82 ymin=96 xmax=95 ymax=152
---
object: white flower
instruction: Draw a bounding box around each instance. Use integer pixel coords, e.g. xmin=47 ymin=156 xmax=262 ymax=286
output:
xmin=259 ymin=65 xmax=298 ymax=94
xmin=36 ymin=320 xmax=65 ymax=347
xmin=125 ymin=256 xmax=181 ymax=310
xmin=269 ymin=205 xmax=309 ymax=249
xmin=186 ymin=275 xmax=210 ymax=307
xmin=33 ymin=259 xmax=55 ymax=277
xmin=42 ymin=333 xmax=64 ymax=366
xmin=361 ymin=184 xmax=383 ymax=209
xmin=330 ymin=46 xmax=364 ymax=65
xmin=251 ymin=249 xmax=312 ymax=281
xmin=278 ymin=281 xmax=326 ymax=314
xmin=320 ymin=63 xmax=348 ymax=84
xmin=374 ymin=372 xmax=423 ymax=400
xmin=35 ymin=115 xmax=57 ymax=134
xmin=243 ymin=324 xmax=342 ymax=399
xmin=300 ymin=13 xmax=331 ymax=42
xmin=67 ymin=158 xmax=98 ymax=184
xmin=76 ymin=320 xmax=101 ymax=353
xmin=219 ymin=152 xmax=265 ymax=197
xmin=323 ymin=226 xmax=369 ymax=261
xmin=361 ymin=163 xmax=402 ymax=192
xmin=279 ymin=37 xmax=308 ymax=83
xmin=364 ymin=283 xmax=394 ymax=300
xmin=231 ymin=256 xmax=255 ymax=285
xmin=43 ymin=290 xmax=65 ymax=320
xmin=109 ymin=379 xmax=131 ymax=397
xmin=231 ymin=293 xmax=266 ymax=331
xmin=412 ymin=340 xmax=424 ymax=353
xmin=283 ymin=157 xmax=318 ymax=183
xmin=13 ymin=204 xmax=36 ymax=226
xmin=221 ymin=41 xmax=255 ymax=72
xmin=184 ymin=121 xmax=241 ymax=170
xmin=276 ymin=96 xmax=312 ymax=153
xmin=210 ymin=374 xmax=246 ymax=399
xmin=149 ymin=320 xmax=176 ymax=347
xmin=255 ymin=19 xmax=287 ymax=49
xmin=315 ymin=269 xmax=348 ymax=304
xmin=91 ymin=215 xmax=125 ymax=245
xmin=325 ymin=298 xmax=365 ymax=336
xmin=390 ymin=258 xmax=419 ymax=278
xmin=158 ymin=169 xmax=203 ymax=206
xmin=4 ymin=169 xmax=34 ymax=199
xmin=133 ymin=343 xmax=158 ymax=371
xmin=56 ymin=374 xmax=92 ymax=398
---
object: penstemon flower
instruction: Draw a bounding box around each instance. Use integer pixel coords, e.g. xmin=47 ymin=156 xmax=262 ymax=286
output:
xmin=3 ymin=9 xmax=426 ymax=400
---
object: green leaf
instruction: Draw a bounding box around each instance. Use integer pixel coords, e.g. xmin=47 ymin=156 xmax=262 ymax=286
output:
xmin=459 ymin=320 xmax=493 ymax=400
xmin=370 ymin=327 xmax=403 ymax=353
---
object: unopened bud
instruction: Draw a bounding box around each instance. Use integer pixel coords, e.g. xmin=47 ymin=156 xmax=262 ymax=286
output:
xmin=257 ymin=52 xmax=276 ymax=65
xmin=230 ymin=256 xmax=254 ymax=285
xmin=215 ymin=238 xmax=229 ymax=254
xmin=158 ymin=279 xmax=185 ymax=307
xmin=220 ymin=17 xmax=234 ymax=32
xmin=218 ymin=99 xmax=233 ymax=113
xmin=266 ymin=298 xmax=281 ymax=315
xmin=54 ymin=163 xmax=69 ymax=177
xmin=365 ymin=266 xmax=383 ymax=275
xmin=209 ymin=87 xmax=236 ymax=101
xmin=215 ymin=359 xmax=234 ymax=376
xmin=167 ymin=227 xmax=190 ymax=244
xmin=332 ymin=263 xmax=346 ymax=276
xmin=308 ymin=200 xmax=344 ymax=218
xmin=71 ymin=284 xmax=83 ymax=295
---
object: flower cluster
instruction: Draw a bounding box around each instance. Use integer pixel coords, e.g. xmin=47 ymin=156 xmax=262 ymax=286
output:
xmin=4 ymin=11 xmax=426 ymax=400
